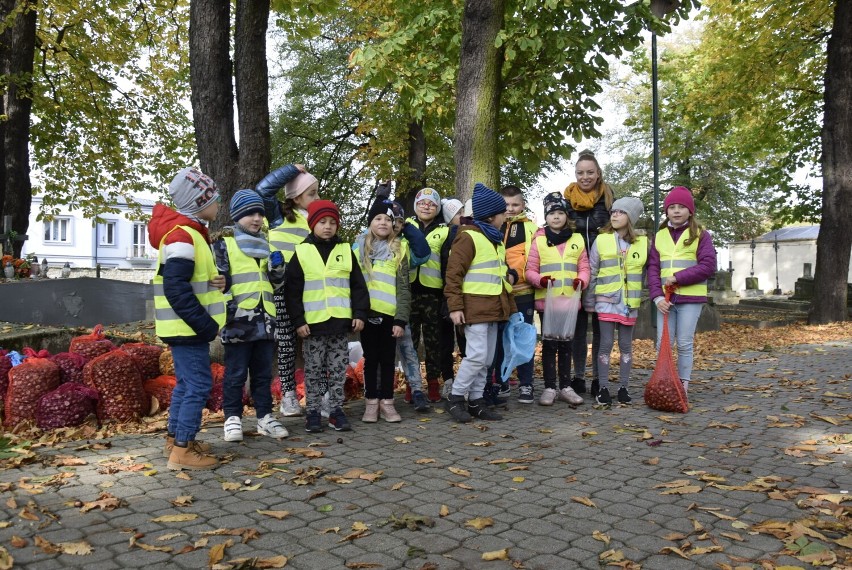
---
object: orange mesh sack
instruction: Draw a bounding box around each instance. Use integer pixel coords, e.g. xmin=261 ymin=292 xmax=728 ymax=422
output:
xmin=205 ymin=363 xmax=225 ymax=412
xmin=121 ymin=343 xmax=164 ymax=381
xmin=69 ymin=325 xmax=116 ymax=362
xmin=83 ymin=350 xmax=147 ymax=422
xmin=144 ymin=375 xmax=177 ymax=409
xmin=4 ymin=357 xmax=61 ymax=427
xmin=644 ymin=302 xmax=689 ymax=414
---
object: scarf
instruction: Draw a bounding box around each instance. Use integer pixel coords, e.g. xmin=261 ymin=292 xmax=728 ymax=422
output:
xmin=471 ymin=220 xmax=503 ymax=244
xmin=544 ymin=226 xmax=573 ymax=247
xmin=233 ymin=223 xmax=270 ymax=259
xmin=564 ymin=182 xmax=603 ymax=212
xmin=354 ymin=232 xmax=393 ymax=264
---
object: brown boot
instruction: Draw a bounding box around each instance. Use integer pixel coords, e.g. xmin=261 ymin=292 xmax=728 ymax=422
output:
xmin=163 ymin=435 xmax=211 ymax=458
xmin=167 ymin=441 xmax=218 ymax=470
xmin=362 ymin=399 xmax=379 ymax=423
xmin=379 ymin=399 xmax=401 ymax=422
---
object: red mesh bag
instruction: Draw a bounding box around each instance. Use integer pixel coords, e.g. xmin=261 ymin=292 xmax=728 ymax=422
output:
xmin=271 ymin=378 xmax=282 ymax=402
xmin=644 ymin=292 xmax=689 ymax=414
xmin=49 ymin=352 xmax=87 ymax=384
xmin=144 ymin=375 xmax=176 ymax=409
xmin=4 ymin=357 xmax=61 ymax=427
xmin=83 ymin=350 xmax=147 ymax=422
xmin=295 ymin=368 xmax=306 ymax=400
xmin=35 ymin=383 xmax=99 ymax=430
xmin=206 ymin=363 xmax=225 ymax=412
xmin=121 ymin=343 xmax=164 ymax=381
xmin=344 ymin=358 xmax=365 ymax=402
xmin=0 ymin=352 xmax=11 ymax=412
xmin=22 ymin=347 xmax=51 ymax=359
xmin=159 ymin=349 xmax=174 ymax=376
xmin=69 ymin=325 xmax=116 ymax=362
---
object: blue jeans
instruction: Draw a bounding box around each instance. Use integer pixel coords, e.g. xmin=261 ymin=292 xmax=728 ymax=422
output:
xmin=487 ymin=295 xmax=534 ymax=386
xmin=223 ymin=340 xmax=275 ymax=419
xmin=656 ymin=302 xmax=703 ymax=381
xmin=169 ymin=342 xmax=213 ymax=443
xmin=398 ymin=325 xmax=423 ymax=391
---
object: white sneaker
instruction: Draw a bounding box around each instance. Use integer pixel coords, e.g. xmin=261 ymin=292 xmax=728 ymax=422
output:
xmin=279 ymin=391 xmax=303 ymax=417
xmin=223 ymin=416 xmax=243 ymax=442
xmin=257 ymin=414 xmax=289 ymax=439
xmin=558 ymin=387 xmax=584 ymax=405
xmin=442 ymin=379 xmax=454 ymax=400
xmin=320 ymin=392 xmax=331 ymax=419
xmin=539 ymin=388 xmax=557 ymax=406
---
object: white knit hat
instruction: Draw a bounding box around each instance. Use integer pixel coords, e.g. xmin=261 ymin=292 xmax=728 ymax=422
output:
xmin=441 ymin=198 xmax=464 ymax=224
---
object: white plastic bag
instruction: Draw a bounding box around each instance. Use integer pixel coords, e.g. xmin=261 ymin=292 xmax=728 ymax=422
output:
xmin=541 ymin=283 xmax=581 ymax=341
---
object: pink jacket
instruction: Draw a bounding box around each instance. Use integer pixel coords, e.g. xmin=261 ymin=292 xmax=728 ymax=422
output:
xmin=525 ymin=227 xmax=590 ymax=312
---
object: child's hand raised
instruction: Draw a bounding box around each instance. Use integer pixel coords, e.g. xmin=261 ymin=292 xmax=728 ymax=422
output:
xmin=352 ymin=319 xmax=364 ymax=332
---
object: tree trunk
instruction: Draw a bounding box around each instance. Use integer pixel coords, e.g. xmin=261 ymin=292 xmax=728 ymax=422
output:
xmin=810 ymin=0 xmax=852 ymax=324
xmin=0 ymin=0 xmax=36 ymax=258
xmin=398 ymin=120 xmax=426 ymax=213
xmin=453 ymin=0 xmax=504 ymax=203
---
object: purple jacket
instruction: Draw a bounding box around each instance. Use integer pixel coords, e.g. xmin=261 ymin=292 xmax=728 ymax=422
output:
xmin=648 ymin=225 xmax=716 ymax=304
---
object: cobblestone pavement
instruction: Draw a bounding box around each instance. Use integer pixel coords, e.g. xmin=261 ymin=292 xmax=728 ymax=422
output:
xmin=1 ymin=341 xmax=850 ymax=569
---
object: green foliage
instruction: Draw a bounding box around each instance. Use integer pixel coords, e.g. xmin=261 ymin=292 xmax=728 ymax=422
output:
xmin=28 ymin=0 xmax=195 ymax=222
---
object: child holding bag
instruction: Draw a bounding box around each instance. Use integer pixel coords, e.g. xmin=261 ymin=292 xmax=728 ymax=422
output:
xmin=526 ymin=192 xmax=588 ymax=407
xmin=353 ymin=197 xmax=411 ymax=423
xmin=586 ymin=197 xmax=647 ymax=406
xmin=648 ymin=187 xmax=716 ymax=395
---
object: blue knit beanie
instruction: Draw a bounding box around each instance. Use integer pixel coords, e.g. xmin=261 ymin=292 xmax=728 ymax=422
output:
xmin=471 ymin=183 xmax=506 ymax=221
xmin=230 ymin=189 xmax=265 ymax=222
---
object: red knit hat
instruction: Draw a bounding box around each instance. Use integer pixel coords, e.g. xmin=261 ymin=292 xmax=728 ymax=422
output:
xmin=663 ymin=186 xmax=695 ymax=215
xmin=307 ymin=199 xmax=340 ymax=230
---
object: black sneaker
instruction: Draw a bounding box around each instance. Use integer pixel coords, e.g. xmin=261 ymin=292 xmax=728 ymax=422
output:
xmin=497 ymin=382 xmax=511 ymax=397
xmin=482 ymin=384 xmax=507 ymax=408
xmin=570 ymin=377 xmax=587 ymax=395
xmin=445 ymin=395 xmax=472 ymax=423
xmin=518 ymin=385 xmax=534 ymax=404
xmin=328 ymin=407 xmax=352 ymax=431
xmin=468 ymin=398 xmax=503 ymax=421
xmin=617 ymin=387 xmax=632 ymax=404
xmin=590 ymin=379 xmax=600 ymax=397
xmin=596 ymin=387 xmax=612 ymax=406
xmin=412 ymin=390 xmax=431 ymax=412
xmin=305 ymin=409 xmax=323 ymax=433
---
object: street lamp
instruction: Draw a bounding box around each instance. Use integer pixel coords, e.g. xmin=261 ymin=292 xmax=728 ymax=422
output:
xmin=773 ymin=233 xmax=782 ymax=295
xmin=750 ymin=238 xmax=756 ymax=277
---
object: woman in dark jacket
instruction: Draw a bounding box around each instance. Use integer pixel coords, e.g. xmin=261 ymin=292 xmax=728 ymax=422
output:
xmin=562 ymin=150 xmax=614 ymax=398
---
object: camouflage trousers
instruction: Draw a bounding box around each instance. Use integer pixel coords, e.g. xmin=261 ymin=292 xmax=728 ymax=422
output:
xmin=273 ymin=291 xmax=296 ymax=393
xmin=302 ymin=333 xmax=347 ymax=413
xmin=409 ymin=292 xmax=455 ymax=381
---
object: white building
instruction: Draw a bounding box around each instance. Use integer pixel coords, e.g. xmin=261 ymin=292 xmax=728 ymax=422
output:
xmin=20 ymin=195 xmax=158 ymax=272
xmin=728 ymin=226 xmax=852 ymax=294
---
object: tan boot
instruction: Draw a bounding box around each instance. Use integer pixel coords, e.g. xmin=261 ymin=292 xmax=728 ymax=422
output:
xmin=362 ymin=399 xmax=379 ymax=423
xmin=167 ymin=441 xmax=218 ymax=470
xmin=379 ymin=399 xmax=401 ymax=423
xmin=163 ymin=435 xmax=211 ymax=458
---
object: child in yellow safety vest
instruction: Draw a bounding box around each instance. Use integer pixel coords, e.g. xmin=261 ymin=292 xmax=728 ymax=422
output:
xmin=444 ymin=183 xmax=517 ymax=423
xmin=525 ymin=192 xmax=589 ymax=407
xmin=284 ymin=200 xmax=370 ymax=433
xmin=353 ymin=197 xmax=412 ymax=423
xmin=648 ymin=187 xmax=717 ymax=395
xmin=586 ymin=197 xmax=648 ymax=406
xmin=212 ymin=190 xmax=289 ymax=442
xmin=148 ymin=167 xmax=225 ymax=471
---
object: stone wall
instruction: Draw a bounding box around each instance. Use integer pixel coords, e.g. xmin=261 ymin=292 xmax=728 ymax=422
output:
xmin=61 ymin=267 xmax=155 ymax=284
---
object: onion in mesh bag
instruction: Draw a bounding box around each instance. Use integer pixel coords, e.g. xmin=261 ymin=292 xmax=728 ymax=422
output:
xmin=50 ymin=352 xmax=88 ymax=384
xmin=36 ymin=383 xmax=99 ymax=430
xmin=69 ymin=324 xmax=116 ymax=362
xmin=4 ymin=357 xmax=61 ymax=427
xmin=0 ymin=352 xmax=11 ymax=411
xmin=143 ymin=375 xmax=176 ymax=409
xmin=82 ymin=350 xmax=147 ymax=422
xmin=121 ymin=343 xmax=164 ymax=380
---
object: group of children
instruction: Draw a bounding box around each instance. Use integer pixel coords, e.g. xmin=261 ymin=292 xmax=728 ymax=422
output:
xmin=150 ymin=161 xmax=716 ymax=470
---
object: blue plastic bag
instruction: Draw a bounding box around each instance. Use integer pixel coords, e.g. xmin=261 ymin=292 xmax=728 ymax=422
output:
xmin=500 ymin=312 xmax=537 ymax=382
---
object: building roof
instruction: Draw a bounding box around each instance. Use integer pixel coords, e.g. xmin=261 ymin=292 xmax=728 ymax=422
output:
xmin=756 ymin=226 xmax=819 ymax=242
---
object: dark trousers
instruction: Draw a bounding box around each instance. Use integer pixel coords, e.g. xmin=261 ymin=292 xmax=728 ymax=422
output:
xmin=361 ymin=316 xmax=397 ymax=399
xmin=223 ymin=340 xmax=275 ymax=419
xmin=573 ymin=307 xmax=600 ymax=381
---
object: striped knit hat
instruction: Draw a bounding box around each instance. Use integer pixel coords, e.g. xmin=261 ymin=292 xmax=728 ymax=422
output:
xmin=229 ymin=189 xmax=265 ymax=222
xmin=471 ymin=183 xmax=506 ymax=221
xmin=307 ymin=199 xmax=340 ymax=230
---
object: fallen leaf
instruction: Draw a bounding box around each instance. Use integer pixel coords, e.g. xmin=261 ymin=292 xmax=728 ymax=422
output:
xmin=224 ymin=555 xmax=288 ymax=568
xmin=448 ymin=467 xmax=471 ymax=477
xmin=439 ymin=505 xmax=450 ymax=517
xmin=465 ymin=517 xmax=493 ymax=530
xmin=208 ymin=539 xmax=231 ymax=566
xmin=415 ymin=458 xmax=435 ymax=464
xmin=645 ymin=457 xmax=660 ymax=466
xmin=170 ymin=495 xmax=193 ymax=507
xmin=256 ymin=510 xmax=290 ymax=520
xmin=9 ymin=536 xmax=26 ymax=548
xmin=660 ymin=546 xmax=691 ymax=559
xmin=511 ymin=477 xmax=525 ymax=483
xmin=151 ymin=514 xmax=199 ymax=522
xmin=345 ymin=563 xmax=382 ymax=569
xmin=391 ymin=482 xmax=405 ymax=491
xmin=720 ymin=531 xmax=744 ymax=542
xmin=286 ymin=447 xmax=324 ymax=458
xmin=394 ymin=437 xmax=411 ymax=444
xmin=0 ymin=545 xmax=11 ymax=570
xmin=661 ymin=486 xmax=702 ymax=495
xmin=599 ymin=549 xmax=624 ymax=563
xmin=156 ymin=533 xmax=184 ymax=541
xmin=592 ymin=530 xmax=610 ymax=545
xmin=221 ymin=482 xmax=241 ymax=491
xmin=80 ymin=492 xmax=125 ymax=513
xmin=481 ymin=548 xmax=509 ymax=561
xmin=571 ymin=496 xmax=597 ymax=508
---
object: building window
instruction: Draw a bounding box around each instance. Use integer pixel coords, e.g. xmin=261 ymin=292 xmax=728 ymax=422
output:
xmin=44 ymin=218 xmax=71 ymax=243
xmin=98 ymin=221 xmax=116 ymax=246
xmin=130 ymin=223 xmax=148 ymax=258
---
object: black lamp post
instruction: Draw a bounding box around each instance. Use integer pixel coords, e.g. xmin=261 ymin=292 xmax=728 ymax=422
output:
xmin=773 ymin=233 xmax=782 ymax=295
xmin=750 ymin=238 xmax=756 ymax=277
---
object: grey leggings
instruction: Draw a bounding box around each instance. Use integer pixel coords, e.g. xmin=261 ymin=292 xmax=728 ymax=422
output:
xmin=597 ymin=320 xmax=634 ymax=390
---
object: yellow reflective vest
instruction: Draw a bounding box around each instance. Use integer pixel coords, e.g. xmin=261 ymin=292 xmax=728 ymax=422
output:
xmin=296 ymin=242 xmax=353 ymax=324
xmin=461 ymin=230 xmax=512 ymax=296
xmin=223 ymin=236 xmax=275 ymax=315
xmin=534 ymin=233 xmax=586 ymax=300
xmin=408 ymin=216 xmax=448 ymax=289
xmin=595 ymin=233 xmax=648 ymax=309
xmin=655 ymin=228 xmax=707 ymax=296
xmin=269 ymin=212 xmax=310 ymax=263
xmin=153 ymin=226 xmax=226 ymax=337
xmin=353 ymin=240 xmax=405 ymax=317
